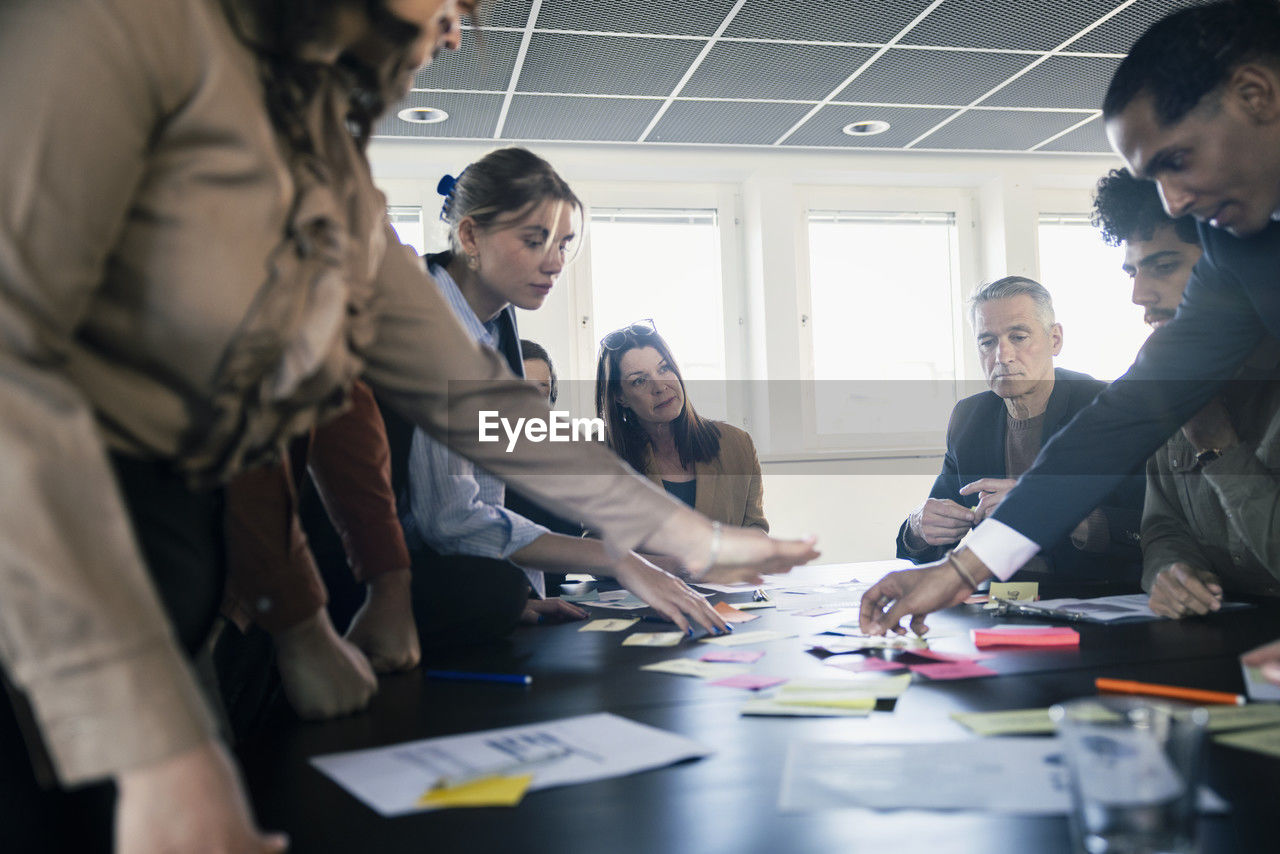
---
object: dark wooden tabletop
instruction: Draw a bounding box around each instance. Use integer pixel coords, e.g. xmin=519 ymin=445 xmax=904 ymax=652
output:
xmin=237 ymin=563 xmax=1280 ymax=854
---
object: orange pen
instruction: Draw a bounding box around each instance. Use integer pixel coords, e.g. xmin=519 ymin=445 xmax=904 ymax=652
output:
xmin=1095 ymin=677 xmax=1245 ymax=706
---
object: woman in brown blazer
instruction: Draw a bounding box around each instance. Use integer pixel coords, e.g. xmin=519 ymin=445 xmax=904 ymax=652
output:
xmin=596 ymin=322 xmax=768 ymax=531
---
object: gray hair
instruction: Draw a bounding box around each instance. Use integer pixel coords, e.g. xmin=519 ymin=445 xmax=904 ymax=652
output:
xmin=968 ymin=276 xmax=1056 ymax=332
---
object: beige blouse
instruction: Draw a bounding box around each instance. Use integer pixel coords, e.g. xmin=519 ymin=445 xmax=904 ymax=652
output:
xmin=642 ymin=422 xmax=769 ymax=532
xmin=0 ymin=0 xmax=679 ymax=784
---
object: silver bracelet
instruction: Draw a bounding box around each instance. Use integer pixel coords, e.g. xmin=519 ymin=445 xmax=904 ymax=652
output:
xmin=707 ymin=521 xmax=722 ymax=569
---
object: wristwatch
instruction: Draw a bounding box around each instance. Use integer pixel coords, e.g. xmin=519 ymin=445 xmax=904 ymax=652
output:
xmin=1194 ymin=448 xmax=1222 ymax=467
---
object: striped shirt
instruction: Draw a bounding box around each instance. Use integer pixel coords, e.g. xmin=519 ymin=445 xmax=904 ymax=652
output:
xmin=400 ymin=262 xmax=547 ymax=596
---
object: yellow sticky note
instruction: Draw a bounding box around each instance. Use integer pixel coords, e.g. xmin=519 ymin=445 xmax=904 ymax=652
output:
xmin=622 ymin=631 xmax=684 ymax=647
xmin=989 ymin=582 xmax=1039 ymax=602
xmin=774 ymin=696 xmax=877 ymax=711
xmin=417 ymin=774 xmax=534 ymax=809
xmin=579 ymin=619 xmax=639 ymax=632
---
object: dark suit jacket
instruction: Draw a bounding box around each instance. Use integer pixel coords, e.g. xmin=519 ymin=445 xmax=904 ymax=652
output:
xmin=993 ymin=221 xmax=1279 ymax=554
xmin=898 ymin=368 xmax=1144 ymax=580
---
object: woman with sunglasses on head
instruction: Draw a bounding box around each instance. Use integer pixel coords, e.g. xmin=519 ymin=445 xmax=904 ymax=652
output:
xmin=395 ymin=147 xmax=735 ymax=642
xmin=0 ymin=2 xmax=816 ymax=851
xmin=597 ymin=322 xmax=769 ymax=533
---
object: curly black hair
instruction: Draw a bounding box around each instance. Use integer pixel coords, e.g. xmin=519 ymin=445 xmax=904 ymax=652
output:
xmin=1091 ymin=169 xmax=1200 ymax=248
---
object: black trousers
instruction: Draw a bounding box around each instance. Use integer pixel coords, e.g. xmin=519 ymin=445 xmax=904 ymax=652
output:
xmin=311 ymin=538 xmax=530 ymax=652
xmin=2 ymin=454 xmax=226 ymax=854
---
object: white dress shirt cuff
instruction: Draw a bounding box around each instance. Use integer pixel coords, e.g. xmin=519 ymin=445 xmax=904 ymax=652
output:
xmin=961 ymin=519 xmax=1041 ymax=582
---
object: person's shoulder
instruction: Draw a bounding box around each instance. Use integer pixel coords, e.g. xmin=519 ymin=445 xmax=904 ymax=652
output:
xmin=1197 ymin=219 xmax=1280 ymax=277
xmin=710 ymin=420 xmax=751 ymax=444
xmin=1053 ymin=366 xmax=1105 ymax=388
xmin=708 ymin=420 xmax=757 ymax=455
xmin=951 ymin=387 xmax=1000 ymax=420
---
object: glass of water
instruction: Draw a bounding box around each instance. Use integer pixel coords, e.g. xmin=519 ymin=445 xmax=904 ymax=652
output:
xmin=1051 ymin=697 xmax=1208 ymax=854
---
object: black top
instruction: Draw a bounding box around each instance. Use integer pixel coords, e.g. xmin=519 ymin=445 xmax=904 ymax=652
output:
xmin=661 ymin=478 xmax=697 ymax=508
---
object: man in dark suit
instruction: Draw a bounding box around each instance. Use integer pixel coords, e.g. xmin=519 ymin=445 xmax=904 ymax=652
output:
xmin=897 ymin=277 xmax=1143 ymax=581
xmin=862 ymin=0 xmax=1280 ymax=639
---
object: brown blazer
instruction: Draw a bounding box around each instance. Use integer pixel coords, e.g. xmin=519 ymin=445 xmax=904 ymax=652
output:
xmin=642 ymin=422 xmax=768 ymax=532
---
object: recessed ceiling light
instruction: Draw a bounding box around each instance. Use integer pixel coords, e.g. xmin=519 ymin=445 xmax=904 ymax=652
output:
xmin=842 ymin=120 xmax=890 ymax=137
xmin=398 ymin=107 xmax=449 ymax=124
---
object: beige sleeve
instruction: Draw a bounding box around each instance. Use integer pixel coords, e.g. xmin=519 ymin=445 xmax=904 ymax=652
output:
xmin=740 ymin=432 xmax=770 ymax=533
xmin=0 ymin=0 xmax=217 ymax=784
xmin=361 ymin=230 xmax=686 ymax=556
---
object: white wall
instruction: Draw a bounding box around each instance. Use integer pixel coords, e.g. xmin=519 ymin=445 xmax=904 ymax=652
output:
xmin=370 ymin=139 xmax=1120 ymax=561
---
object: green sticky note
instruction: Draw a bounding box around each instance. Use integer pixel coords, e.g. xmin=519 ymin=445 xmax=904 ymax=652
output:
xmin=951 ymin=708 xmax=1055 ymax=736
xmin=1204 ymin=703 xmax=1280 ymax=733
xmin=1215 ymin=724 xmax=1280 ymax=759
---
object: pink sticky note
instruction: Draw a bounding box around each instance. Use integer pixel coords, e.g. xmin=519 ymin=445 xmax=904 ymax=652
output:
xmin=825 ymin=656 xmax=906 ymax=673
xmin=713 ymin=601 xmax=761 ymax=623
xmin=709 ymin=674 xmax=788 ymax=691
xmin=700 ymin=649 xmax=765 ymax=664
xmin=909 ymin=661 xmax=998 ymax=680
xmin=898 ymin=648 xmax=994 ymax=664
xmin=972 ymin=628 xmax=1079 ymax=649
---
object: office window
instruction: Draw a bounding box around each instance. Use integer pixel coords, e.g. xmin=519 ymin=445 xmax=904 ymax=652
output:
xmin=805 ymin=210 xmax=960 ymax=442
xmin=1038 ymin=214 xmax=1148 ymax=381
xmin=388 ymin=206 xmax=426 ymax=256
xmin=586 ymin=208 xmax=728 ymax=416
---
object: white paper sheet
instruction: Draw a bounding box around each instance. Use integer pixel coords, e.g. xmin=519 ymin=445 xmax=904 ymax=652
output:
xmin=311 ymin=712 xmax=712 ymax=816
xmin=1241 ymin=661 xmax=1280 ymax=702
xmin=778 ymin=738 xmax=1225 ymax=813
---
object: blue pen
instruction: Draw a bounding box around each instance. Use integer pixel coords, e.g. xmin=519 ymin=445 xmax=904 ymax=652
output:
xmin=426 ymin=670 xmax=533 ymax=686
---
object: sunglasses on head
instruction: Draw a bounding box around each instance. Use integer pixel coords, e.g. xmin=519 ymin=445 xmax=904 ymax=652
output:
xmin=600 ymin=318 xmax=657 ymax=351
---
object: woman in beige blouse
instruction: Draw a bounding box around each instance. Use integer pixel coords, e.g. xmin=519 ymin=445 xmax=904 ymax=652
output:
xmin=596 ymin=321 xmax=769 ymax=532
xmin=0 ymin=1 xmax=816 ymax=851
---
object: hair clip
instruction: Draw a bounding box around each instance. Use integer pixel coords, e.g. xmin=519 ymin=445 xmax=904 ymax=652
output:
xmin=436 ymin=166 xmax=468 ymax=221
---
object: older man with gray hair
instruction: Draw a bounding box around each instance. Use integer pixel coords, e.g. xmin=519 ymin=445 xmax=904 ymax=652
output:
xmin=896 ymin=276 xmax=1144 ymax=581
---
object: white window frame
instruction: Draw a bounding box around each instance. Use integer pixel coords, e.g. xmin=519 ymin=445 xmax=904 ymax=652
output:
xmin=559 ymin=181 xmax=747 ymax=426
xmin=794 ymin=185 xmax=979 ymax=455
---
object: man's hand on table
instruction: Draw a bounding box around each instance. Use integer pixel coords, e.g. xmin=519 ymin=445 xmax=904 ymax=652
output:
xmin=1147 ymin=562 xmax=1223 ymax=619
xmin=859 ymin=548 xmax=992 ymax=635
xmin=274 ymin=609 xmax=377 ymax=720
xmin=346 ymin=568 xmax=421 ymax=673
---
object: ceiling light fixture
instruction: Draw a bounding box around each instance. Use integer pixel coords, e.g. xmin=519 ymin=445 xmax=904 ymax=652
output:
xmin=398 ymin=107 xmax=449 ymax=124
xmin=842 ymin=120 xmax=891 ymax=137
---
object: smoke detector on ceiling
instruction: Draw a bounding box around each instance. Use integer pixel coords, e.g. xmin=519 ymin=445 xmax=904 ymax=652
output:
xmin=398 ymin=107 xmax=450 ymax=124
xmin=842 ymin=120 xmax=891 ymax=137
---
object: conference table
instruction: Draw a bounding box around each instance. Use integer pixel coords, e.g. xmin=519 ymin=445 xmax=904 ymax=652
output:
xmin=238 ymin=562 xmax=1280 ymax=853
